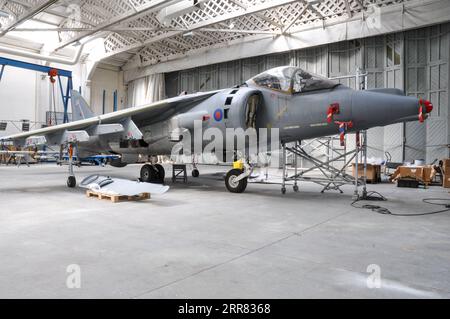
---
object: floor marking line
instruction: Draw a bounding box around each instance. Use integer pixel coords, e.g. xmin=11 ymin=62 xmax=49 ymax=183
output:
xmin=132 ymin=210 xmax=352 ymax=298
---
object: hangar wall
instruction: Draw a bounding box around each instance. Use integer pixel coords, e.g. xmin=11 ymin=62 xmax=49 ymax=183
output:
xmin=0 ymin=54 xmax=84 ymax=137
xmin=165 ymin=23 xmax=450 ymax=163
xmin=0 ymin=56 xmax=124 ymax=137
xmin=89 ymin=65 xmax=126 ymax=115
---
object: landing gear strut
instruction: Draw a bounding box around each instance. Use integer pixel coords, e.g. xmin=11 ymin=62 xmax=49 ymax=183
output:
xmin=67 ymin=143 xmax=76 ymax=188
xmin=140 ymin=164 xmax=165 ymax=184
xmin=192 ymin=155 xmax=200 ymax=178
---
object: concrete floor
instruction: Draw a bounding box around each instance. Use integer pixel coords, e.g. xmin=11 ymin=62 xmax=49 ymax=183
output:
xmin=0 ymin=163 xmax=449 ymax=299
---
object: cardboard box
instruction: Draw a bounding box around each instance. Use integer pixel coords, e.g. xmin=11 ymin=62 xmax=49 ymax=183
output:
xmin=391 ymin=166 xmax=435 ymax=184
xmin=443 ymin=158 xmax=450 ymax=168
xmin=352 ymin=164 xmax=381 ymax=183
xmin=443 ymin=174 xmax=450 ymax=188
xmin=443 ymin=159 xmax=450 ymax=175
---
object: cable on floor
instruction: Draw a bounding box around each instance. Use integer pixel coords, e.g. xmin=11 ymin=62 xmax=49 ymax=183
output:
xmin=351 ymin=191 xmax=450 ymax=217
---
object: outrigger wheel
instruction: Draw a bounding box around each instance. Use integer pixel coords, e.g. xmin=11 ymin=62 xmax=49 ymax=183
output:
xmin=225 ymin=169 xmax=248 ymax=193
xmin=67 ymin=176 xmax=76 ymax=188
xmin=192 ymin=169 xmax=200 ymax=178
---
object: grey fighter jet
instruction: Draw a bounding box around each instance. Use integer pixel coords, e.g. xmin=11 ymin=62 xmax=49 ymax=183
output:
xmin=0 ymin=66 xmax=433 ymax=193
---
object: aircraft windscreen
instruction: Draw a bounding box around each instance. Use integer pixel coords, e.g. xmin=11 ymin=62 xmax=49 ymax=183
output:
xmin=292 ymin=69 xmax=338 ymax=93
xmin=251 ymin=67 xmax=294 ymax=92
xmin=250 ymin=67 xmax=338 ymax=94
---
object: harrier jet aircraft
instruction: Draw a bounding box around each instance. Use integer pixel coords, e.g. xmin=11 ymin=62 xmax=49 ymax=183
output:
xmin=0 ymin=66 xmax=433 ymax=193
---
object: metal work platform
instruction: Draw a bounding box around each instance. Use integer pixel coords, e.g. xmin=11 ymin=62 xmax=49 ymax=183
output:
xmin=282 ymin=132 xmax=368 ymax=198
xmin=247 ymin=132 xmax=368 ymax=198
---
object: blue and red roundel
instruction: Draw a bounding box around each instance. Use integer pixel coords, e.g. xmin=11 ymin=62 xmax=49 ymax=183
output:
xmin=213 ymin=108 xmax=223 ymax=122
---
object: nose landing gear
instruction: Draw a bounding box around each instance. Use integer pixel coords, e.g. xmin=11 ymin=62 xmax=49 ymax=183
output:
xmin=225 ymin=169 xmax=248 ymax=193
xmin=225 ymin=159 xmax=252 ymax=193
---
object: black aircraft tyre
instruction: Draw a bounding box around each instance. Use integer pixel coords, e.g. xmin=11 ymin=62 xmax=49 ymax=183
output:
xmin=140 ymin=164 xmax=158 ymax=183
xmin=225 ymin=169 xmax=248 ymax=193
xmin=154 ymin=164 xmax=165 ymax=184
xmin=192 ymin=169 xmax=200 ymax=178
xmin=67 ymin=176 xmax=76 ymax=188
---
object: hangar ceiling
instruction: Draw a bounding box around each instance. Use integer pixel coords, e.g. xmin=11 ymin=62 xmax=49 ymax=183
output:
xmin=0 ymin=0 xmax=412 ymax=67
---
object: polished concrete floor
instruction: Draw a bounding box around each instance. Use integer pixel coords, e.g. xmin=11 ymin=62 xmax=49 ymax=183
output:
xmin=0 ymin=163 xmax=449 ymax=299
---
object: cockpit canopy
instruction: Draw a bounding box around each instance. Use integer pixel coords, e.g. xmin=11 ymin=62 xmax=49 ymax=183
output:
xmin=247 ymin=66 xmax=339 ymax=94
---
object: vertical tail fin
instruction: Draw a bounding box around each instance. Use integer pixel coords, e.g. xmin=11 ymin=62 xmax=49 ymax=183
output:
xmin=71 ymin=90 xmax=95 ymax=121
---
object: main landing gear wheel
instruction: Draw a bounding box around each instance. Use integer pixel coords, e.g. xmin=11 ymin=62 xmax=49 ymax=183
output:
xmin=154 ymin=164 xmax=165 ymax=183
xmin=67 ymin=176 xmax=76 ymax=188
xmin=281 ymin=187 xmax=287 ymax=195
xmin=293 ymin=185 xmax=299 ymax=192
xmin=225 ymin=169 xmax=248 ymax=193
xmin=192 ymin=169 xmax=200 ymax=178
xmin=140 ymin=164 xmax=165 ymax=184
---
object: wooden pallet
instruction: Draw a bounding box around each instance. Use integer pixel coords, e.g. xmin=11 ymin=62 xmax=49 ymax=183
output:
xmin=86 ymin=190 xmax=151 ymax=203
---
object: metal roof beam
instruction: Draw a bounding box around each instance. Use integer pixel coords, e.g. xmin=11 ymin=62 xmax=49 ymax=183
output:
xmin=104 ymin=0 xmax=299 ymax=59
xmin=282 ymin=2 xmax=310 ymax=34
xmin=0 ymin=0 xmax=59 ymax=37
xmin=52 ymin=0 xmax=180 ymax=51
xmin=11 ymin=26 xmax=281 ymax=35
xmin=344 ymin=0 xmax=352 ymax=18
xmin=228 ymin=0 xmax=284 ymax=29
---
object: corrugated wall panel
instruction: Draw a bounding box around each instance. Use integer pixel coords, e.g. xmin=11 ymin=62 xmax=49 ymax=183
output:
xmin=328 ymin=41 xmax=362 ymax=89
xmin=293 ymin=46 xmax=328 ymax=76
xmin=426 ymin=24 xmax=449 ymax=162
xmin=179 ymin=68 xmax=199 ymax=93
xmin=365 ymin=36 xmax=385 ymax=159
xmin=384 ymin=33 xmax=404 ymax=162
xmin=218 ymin=61 xmax=241 ymax=89
xmin=241 ymin=57 xmax=264 ymax=80
xmin=405 ymin=29 xmax=427 ymax=162
xmin=198 ymin=64 xmax=219 ymax=92
xmin=265 ymin=53 xmax=290 ymax=70
xmin=427 ymin=119 xmax=448 ymax=162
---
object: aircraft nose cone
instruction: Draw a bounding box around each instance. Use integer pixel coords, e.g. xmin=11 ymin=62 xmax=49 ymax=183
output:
xmin=351 ymin=90 xmax=421 ymax=129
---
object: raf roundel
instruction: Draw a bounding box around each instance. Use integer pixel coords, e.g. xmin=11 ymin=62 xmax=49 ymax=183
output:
xmin=213 ymin=108 xmax=223 ymax=122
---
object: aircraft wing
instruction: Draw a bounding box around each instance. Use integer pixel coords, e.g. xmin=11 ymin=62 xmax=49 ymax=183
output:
xmin=0 ymin=90 xmax=219 ymax=145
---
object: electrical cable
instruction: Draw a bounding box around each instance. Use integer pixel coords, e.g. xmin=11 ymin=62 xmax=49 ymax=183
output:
xmin=351 ymin=191 xmax=450 ymax=217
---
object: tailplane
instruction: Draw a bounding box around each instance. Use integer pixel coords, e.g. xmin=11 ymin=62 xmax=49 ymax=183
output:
xmin=71 ymin=90 xmax=95 ymax=121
